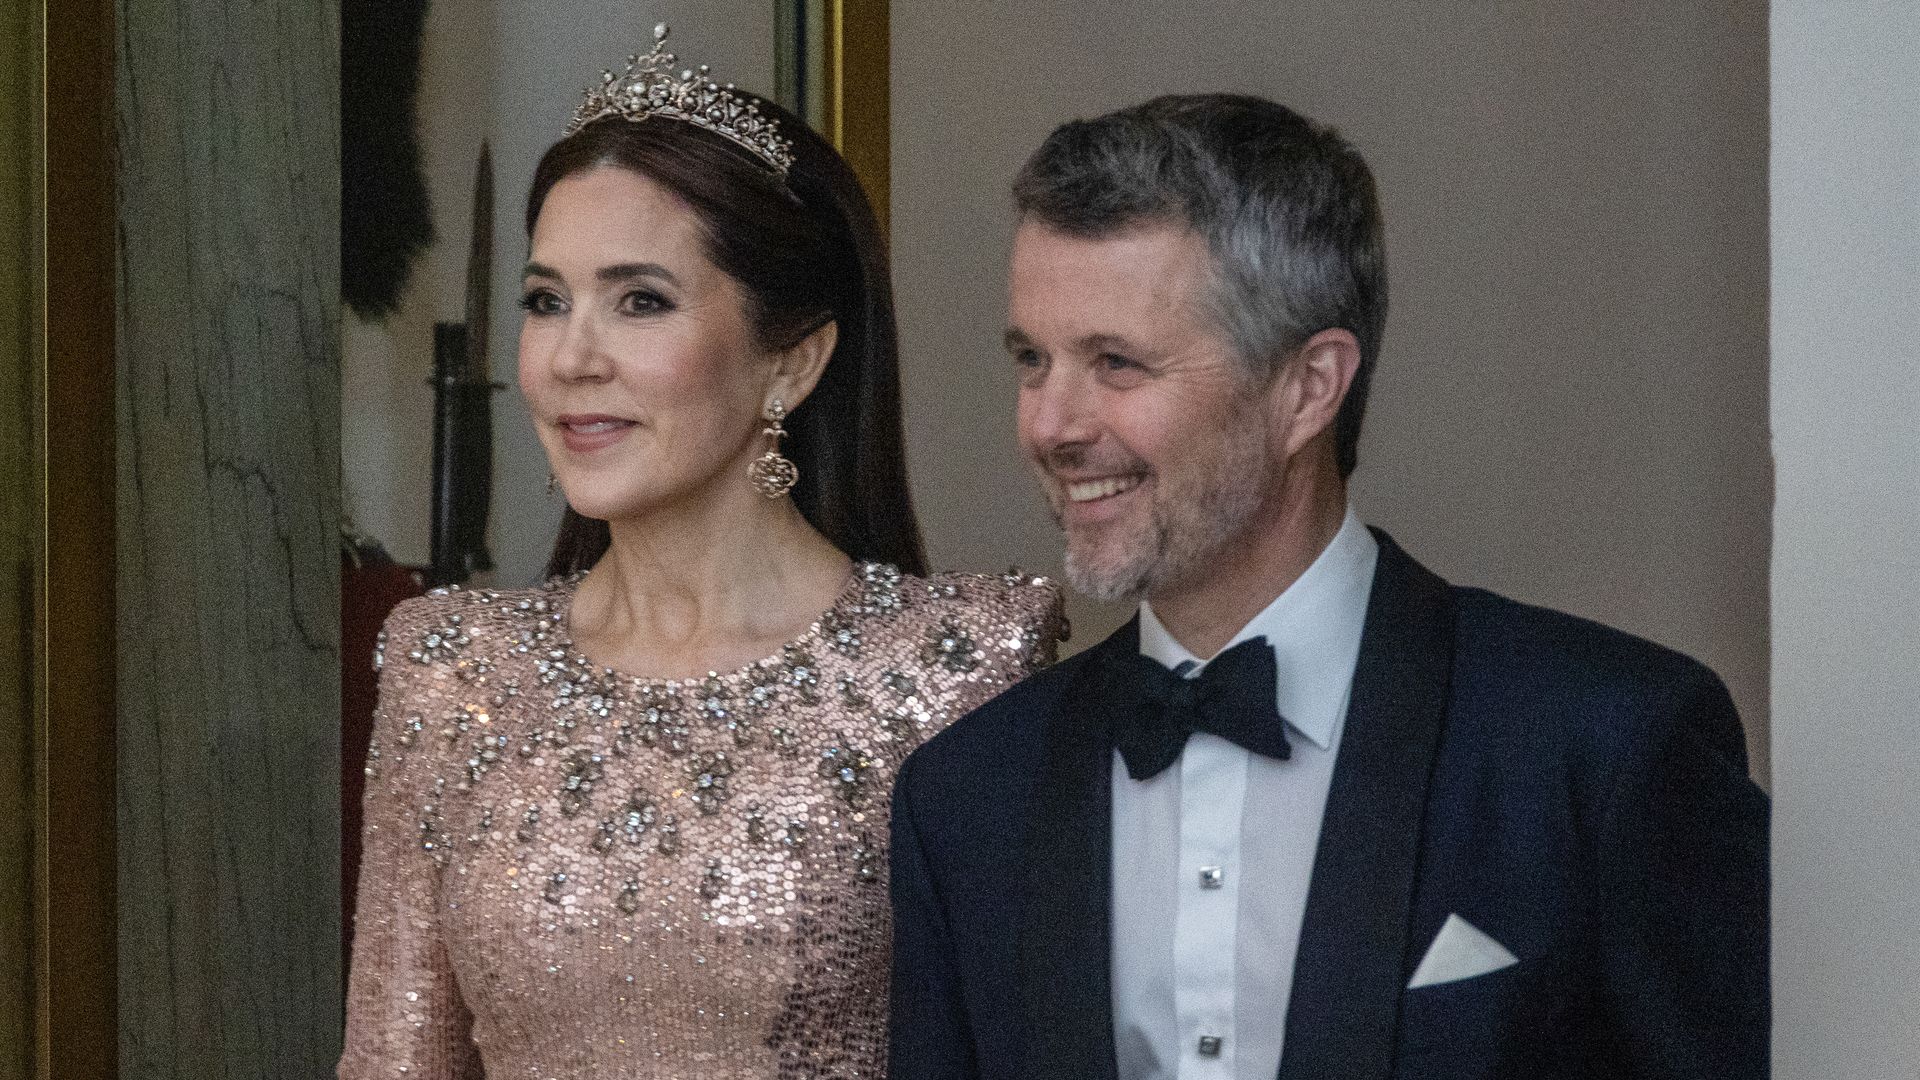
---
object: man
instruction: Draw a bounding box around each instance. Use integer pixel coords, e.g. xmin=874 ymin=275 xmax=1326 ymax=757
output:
xmin=887 ymin=94 xmax=1768 ymax=1080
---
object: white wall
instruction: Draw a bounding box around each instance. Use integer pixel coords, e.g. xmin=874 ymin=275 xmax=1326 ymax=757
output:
xmin=1770 ymin=2 xmax=1920 ymax=1074
xmin=342 ymin=2 xmax=776 ymax=582
xmin=341 ymin=0 xmax=496 ymax=568
xmin=891 ymin=1 xmax=1772 ymax=775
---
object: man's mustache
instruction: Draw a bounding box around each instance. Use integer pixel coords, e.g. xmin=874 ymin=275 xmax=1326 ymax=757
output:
xmin=1034 ymin=444 xmax=1149 ymax=477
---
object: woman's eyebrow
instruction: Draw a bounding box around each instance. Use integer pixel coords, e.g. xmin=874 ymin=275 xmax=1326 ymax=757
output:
xmin=519 ymin=261 xmax=681 ymax=288
xmin=597 ymin=262 xmax=681 ymax=286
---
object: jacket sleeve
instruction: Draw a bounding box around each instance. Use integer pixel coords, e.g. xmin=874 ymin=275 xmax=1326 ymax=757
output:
xmin=1594 ymin=666 xmax=1770 ymax=1079
xmin=338 ymin=602 xmax=485 ymax=1080
xmin=889 ymin=751 xmax=980 ymax=1080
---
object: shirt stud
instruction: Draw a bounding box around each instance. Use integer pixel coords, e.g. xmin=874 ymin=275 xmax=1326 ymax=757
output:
xmin=1198 ymin=1035 xmax=1223 ymax=1057
xmin=1199 ymin=865 xmax=1225 ymax=890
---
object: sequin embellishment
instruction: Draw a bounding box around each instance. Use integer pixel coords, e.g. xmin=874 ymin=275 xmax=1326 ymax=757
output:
xmin=341 ymin=565 xmax=1065 ymax=1079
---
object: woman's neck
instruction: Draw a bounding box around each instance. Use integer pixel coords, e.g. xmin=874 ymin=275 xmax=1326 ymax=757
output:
xmin=567 ymin=487 xmax=853 ymax=679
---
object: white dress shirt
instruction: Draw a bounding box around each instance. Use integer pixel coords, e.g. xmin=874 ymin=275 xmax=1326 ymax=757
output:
xmin=1111 ymin=509 xmax=1379 ymax=1080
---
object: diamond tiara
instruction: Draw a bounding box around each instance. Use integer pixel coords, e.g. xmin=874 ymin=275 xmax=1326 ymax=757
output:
xmin=565 ymin=23 xmax=796 ymax=178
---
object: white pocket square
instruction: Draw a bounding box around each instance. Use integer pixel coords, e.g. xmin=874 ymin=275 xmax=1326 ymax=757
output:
xmin=1406 ymin=914 xmax=1519 ymax=989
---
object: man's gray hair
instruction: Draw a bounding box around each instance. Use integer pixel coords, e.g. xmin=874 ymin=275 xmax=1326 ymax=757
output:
xmin=1012 ymin=93 xmax=1387 ymax=478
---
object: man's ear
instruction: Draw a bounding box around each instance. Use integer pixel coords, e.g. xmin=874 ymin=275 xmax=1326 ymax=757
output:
xmin=766 ymin=319 xmax=838 ymax=413
xmin=1274 ymin=327 xmax=1361 ymax=459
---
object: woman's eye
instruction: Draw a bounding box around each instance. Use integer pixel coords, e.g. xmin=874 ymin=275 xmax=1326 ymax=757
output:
xmin=1012 ymin=348 xmax=1041 ymax=369
xmin=517 ymin=289 xmax=566 ymax=316
xmin=1099 ymin=352 xmax=1136 ymax=372
xmin=618 ymin=290 xmax=673 ymax=316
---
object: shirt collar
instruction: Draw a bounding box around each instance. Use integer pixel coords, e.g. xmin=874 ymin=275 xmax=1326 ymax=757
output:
xmin=1137 ymin=507 xmax=1380 ymax=751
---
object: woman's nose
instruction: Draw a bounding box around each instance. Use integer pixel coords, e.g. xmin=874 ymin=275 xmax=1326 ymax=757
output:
xmin=548 ymin=316 xmax=614 ymax=383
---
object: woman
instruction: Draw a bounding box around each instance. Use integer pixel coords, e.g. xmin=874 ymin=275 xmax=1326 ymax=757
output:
xmin=338 ymin=26 xmax=1063 ymax=1078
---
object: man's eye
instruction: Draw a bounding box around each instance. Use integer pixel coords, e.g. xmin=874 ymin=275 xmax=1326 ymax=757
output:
xmin=619 ymin=290 xmax=673 ymax=316
xmin=1013 ymin=348 xmax=1042 ymax=368
xmin=1099 ymin=353 xmax=1136 ymax=371
xmin=517 ymin=289 xmax=566 ymax=316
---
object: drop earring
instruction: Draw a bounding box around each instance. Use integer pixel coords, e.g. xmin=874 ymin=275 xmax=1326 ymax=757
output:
xmin=746 ymin=399 xmax=799 ymax=499
xmin=546 ymin=472 xmax=558 ymax=496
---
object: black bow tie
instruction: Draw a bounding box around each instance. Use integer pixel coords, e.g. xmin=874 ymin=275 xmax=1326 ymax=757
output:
xmin=1097 ymin=636 xmax=1293 ymax=781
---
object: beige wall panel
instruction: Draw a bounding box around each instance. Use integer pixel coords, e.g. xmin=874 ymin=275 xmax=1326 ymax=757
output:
xmin=891 ymin=1 xmax=1770 ymax=776
xmin=1771 ymin=1 xmax=1920 ymax=1074
xmin=115 ymin=0 xmax=343 ymax=1073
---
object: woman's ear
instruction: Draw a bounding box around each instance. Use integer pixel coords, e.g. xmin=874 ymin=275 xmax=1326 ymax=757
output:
xmin=766 ymin=319 xmax=838 ymax=413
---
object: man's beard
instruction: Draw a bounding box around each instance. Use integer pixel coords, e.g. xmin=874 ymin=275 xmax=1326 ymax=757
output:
xmin=1056 ymin=427 xmax=1270 ymax=603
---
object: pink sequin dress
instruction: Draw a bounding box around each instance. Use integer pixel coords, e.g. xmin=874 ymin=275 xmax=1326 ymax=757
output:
xmin=339 ymin=564 xmax=1064 ymax=1079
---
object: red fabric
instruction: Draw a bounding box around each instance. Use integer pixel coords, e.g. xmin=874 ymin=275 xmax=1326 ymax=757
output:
xmin=341 ymin=555 xmax=426 ymax=967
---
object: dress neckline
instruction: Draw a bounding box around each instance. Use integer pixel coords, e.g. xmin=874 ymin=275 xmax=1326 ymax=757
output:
xmin=549 ymin=562 xmax=894 ymax=690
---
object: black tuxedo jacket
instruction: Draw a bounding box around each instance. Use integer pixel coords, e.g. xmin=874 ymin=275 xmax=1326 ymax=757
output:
xmin=888 ymin=532 xmax=1768 ymax=1080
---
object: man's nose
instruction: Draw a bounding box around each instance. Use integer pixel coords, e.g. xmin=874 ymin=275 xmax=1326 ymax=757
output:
xmin=1019 ymin=367 xmax=1100 ymax=453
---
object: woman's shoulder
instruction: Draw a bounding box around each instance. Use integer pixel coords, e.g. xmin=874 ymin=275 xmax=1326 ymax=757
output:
xmin=365 ymin=579 xmax=579 ymax=781
xmin=913 ymin=566 xmax=1063 ymax=619
xmin=896 ymin=565 xmax=1069 ymax=660
xmin=375 ymin=577 xmax=576 ymax=673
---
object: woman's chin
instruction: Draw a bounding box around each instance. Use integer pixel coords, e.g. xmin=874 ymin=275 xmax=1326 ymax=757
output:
xmin=560 ymin=479 xmax=734 ymax=527
xmin=557 ymin=487 xmax=638 ymax=522
xmin=563 ymin=497 xmax=635 ymax=524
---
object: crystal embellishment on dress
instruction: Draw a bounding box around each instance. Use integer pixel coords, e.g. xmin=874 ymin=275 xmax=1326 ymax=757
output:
xmin=781 ymin=645 xmax=821 ymax=702
xmin=695 ymin=675 xmax=730 ymax=724
xmin=617 ymin=791 xmax=657 ymax=844
xmin=769 ymin=724 xmax=800 ymax=755
xmin=565 ymin=23 xmax=796 ymax=177
xmin=927 ymin=621 xmax=980 ymax=672
xmin=781 ymin=818 xmax=808 ymax=850
xmin=636 ymin=689 xmax=691 ymax=756
xmin=818 ymin=739 xmax=876 ymax=803
xmin=590 ymin=818 xmax=619 ymax=854
xmin=881 ymin=669 xmax=916 ymax=698
xmin=858 ymin=562 xmax=906 ymax=613
xmin=410 ymin=614 xmax=471 ymax=665
xmin=688 ymin=753 xmax=734 ymax=814
xmin=852 ymin=834 xmax=879 ymax=883
xmin=558 ymin=749 xmax=606 ymax=816
xmin=699 ymin=859 xmax=727 ymax=900
xmin=823 ymin=609 xmax=863 ymax=655
xmin=466 ymin=733 xmax=508 ymax=784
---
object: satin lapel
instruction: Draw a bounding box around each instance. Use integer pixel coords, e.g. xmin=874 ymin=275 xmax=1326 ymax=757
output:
xmin=1276 ymin=532 xmax=1456 ymax=1080
xmin=1015 ymin=618 xmax=1136 ymax=1080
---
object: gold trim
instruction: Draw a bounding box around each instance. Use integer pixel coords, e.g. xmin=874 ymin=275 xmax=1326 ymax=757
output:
xmin=820 ymin=0 xmax=890 ymax=238
xmin=36 ymin=0 xmax=116 ymax=1076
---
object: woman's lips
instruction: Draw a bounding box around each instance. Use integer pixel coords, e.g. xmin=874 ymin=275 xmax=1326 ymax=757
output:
xmin=557 ymin=414 xmax=637 ymax=453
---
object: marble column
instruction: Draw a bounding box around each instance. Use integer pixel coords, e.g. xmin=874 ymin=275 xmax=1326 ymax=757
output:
xmin=115 ymin=0 xmax=343 ymax=1074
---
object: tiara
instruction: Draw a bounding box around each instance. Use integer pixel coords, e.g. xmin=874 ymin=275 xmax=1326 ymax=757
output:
xmin=566 ymin=23 xmax=796 ymax=178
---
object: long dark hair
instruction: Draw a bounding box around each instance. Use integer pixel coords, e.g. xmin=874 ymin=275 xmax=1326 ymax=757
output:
xmin=527 ymin=99 xmax=927 ymax=579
